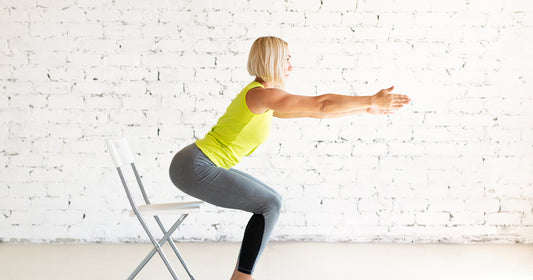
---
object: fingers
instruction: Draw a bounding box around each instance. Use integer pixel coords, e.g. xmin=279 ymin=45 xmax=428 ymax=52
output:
xmin=390 ymin=100 xmax=408 ymax=109
xmin=391 ymin=93 xmax=410 ymax=99
xmin=392 ymin=100 xmax=409 ymax=106
xmin=391 ymin=94 xmax=411 ymax=105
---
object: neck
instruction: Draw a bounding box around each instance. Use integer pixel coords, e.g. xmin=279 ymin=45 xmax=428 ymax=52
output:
xmin=254 ymin=77 xmax=273 ymax=88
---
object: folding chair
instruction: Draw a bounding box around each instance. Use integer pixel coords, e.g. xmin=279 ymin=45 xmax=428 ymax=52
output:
xmin=106 ymin=138 xmax=203 ymax=280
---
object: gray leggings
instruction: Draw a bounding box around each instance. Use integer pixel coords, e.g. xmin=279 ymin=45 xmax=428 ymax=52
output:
xmin=169 ymin=143 xmax=282 ymax=274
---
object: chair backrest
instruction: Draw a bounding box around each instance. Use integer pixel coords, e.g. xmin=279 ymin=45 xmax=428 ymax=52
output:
xmin=106 ymin=138 xmax=153 ymax=207
xmin=106 ymin=138 xmax=135 ymax=168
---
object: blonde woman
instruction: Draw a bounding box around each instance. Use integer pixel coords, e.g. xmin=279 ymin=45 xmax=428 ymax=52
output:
xmin=169 ymin=36 xmax=411 ymax=280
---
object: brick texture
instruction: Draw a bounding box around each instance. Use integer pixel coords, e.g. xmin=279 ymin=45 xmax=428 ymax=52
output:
xmin=0 ymin=0 xmax=532 ymax=244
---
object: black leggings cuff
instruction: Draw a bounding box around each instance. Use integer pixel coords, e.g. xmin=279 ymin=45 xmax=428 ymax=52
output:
xmin=237 ymin=267 xmax=253 ymax=274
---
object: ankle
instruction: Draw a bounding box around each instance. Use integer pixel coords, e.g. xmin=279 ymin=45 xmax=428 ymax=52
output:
xmin=230 ymin=269 xmax=253 ymax=280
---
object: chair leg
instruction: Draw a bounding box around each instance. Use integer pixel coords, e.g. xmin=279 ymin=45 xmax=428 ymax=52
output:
xmin=166 ymin=238 xmax=196 ymax=280
xmin=154 ymin=214 xmax=196 ymax=280
xmin=128 ymin=214 xmax=185 ymax=280
xmin=115 ymin=166 xmax=195 ymax=279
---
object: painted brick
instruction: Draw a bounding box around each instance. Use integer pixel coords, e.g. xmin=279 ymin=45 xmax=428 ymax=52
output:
xmin=487 ymin=213 xmax=523 ymax=225
xmin=1 ymin=0 xmax=532 ymax=244
xmin=450 ymin=212 xmax=486 ymax=225
xmin=464 ymin=199 xmax=501 ymax=213
xmin=500 ymin=200 xmax=533 ymax=212
xmin=0 ymin=22 xmax=28 ymax=37
xmin=467 ymin=0 xmax=505 ymax=12
xmin=415 ymin=212 xmax=451 ymax=225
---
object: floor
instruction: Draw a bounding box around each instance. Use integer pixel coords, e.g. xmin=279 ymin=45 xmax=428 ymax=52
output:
xmin=1 ymin=242 xmax=532 ymax=280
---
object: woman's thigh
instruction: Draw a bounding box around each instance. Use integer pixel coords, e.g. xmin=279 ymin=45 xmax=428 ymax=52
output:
xmin=170 ymin=144 xmax=280 ymax=214
xmin=229 ymin=168 xmax=282 ymax=200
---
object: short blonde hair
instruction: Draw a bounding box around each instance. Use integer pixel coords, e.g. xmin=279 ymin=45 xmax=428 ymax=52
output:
xmin=247 ymin=36 xmax=289 ymax=88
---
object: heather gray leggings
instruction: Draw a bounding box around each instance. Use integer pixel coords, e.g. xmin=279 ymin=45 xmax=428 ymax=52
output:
xmin=169 ymin=143 xmax=282 ymax=275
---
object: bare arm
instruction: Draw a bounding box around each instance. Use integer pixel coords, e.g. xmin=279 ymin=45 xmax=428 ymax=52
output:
xmin=273 ymin=108 xmax=367 ymax=119
xmin=247 ymin=86 xmax=410 ymax=117
xmin=273 ymin=107 xmax=402 ymax=119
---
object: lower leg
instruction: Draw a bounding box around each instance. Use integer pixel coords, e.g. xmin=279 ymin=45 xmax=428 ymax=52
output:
xmin=237 ymin=214 xmax=266 ymax=274
xmin=230 ymin=267 xmax=253 ymax=280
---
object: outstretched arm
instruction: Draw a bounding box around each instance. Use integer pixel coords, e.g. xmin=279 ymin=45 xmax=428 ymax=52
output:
xmin=273 ymin=106 xmax=403 ymax=119
xmin=273 ymin=108 xmax=367 ymax=119
xmin=247 ymin=86 xmax=410 ymax=118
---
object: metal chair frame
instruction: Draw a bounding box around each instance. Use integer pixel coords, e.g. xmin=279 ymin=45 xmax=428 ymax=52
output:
xmin=106 ymin=138 xmax=203 ymax=280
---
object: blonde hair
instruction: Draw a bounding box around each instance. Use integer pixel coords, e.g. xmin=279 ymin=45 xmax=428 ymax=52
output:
xmin=247 ymin=36 xmax=289 ymax=88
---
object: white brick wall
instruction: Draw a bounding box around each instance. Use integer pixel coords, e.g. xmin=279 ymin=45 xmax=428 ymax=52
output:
xmin=1 ymin=0 xmax=532 ymax=244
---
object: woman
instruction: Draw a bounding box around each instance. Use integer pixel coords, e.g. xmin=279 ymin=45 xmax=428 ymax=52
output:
xmin=169 ymin=36 xmax=410 ymax=280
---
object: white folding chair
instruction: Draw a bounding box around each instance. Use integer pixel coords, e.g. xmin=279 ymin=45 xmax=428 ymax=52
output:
xmin=106 ymin=138 xmax=203 ymax=280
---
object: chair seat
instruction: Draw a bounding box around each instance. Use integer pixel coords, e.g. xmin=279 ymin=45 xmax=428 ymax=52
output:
xmin=134 ymin=201 xmax=204 ymax=216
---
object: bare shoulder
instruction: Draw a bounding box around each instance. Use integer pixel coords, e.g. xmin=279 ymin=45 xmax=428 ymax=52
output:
xmin=247 ymin=87 xmax=287 ymax=101
xmin=246 ymin=86 xmax=265 ymax=96
xmin=246 ymin=87 xmax=272 ymax=114
xmin=248 ymin=86 xmax=284 ymax=95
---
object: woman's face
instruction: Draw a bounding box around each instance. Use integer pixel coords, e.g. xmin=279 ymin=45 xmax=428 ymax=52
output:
xmin=283 ymin=50 xmax=293 ymax=79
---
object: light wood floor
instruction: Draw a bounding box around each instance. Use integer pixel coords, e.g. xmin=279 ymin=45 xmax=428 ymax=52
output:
xmin=1 ymin=242 xmax=532 ymax=280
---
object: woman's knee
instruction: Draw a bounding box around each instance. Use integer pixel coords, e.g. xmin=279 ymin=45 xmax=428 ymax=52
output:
xmin=264 ymin=192 xmax=282 ymax=214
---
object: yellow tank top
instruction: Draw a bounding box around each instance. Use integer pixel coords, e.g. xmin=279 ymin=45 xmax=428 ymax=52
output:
xmin=195 ymin=81 xmax=273 ymax=169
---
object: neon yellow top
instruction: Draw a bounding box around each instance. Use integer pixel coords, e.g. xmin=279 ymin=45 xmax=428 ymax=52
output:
xmin=195 ymin=81 xmax=273 ymax=169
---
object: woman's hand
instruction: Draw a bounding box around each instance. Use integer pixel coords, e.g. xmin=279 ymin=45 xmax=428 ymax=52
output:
xmin=371 ymin=86 xmax=411 ymax=109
